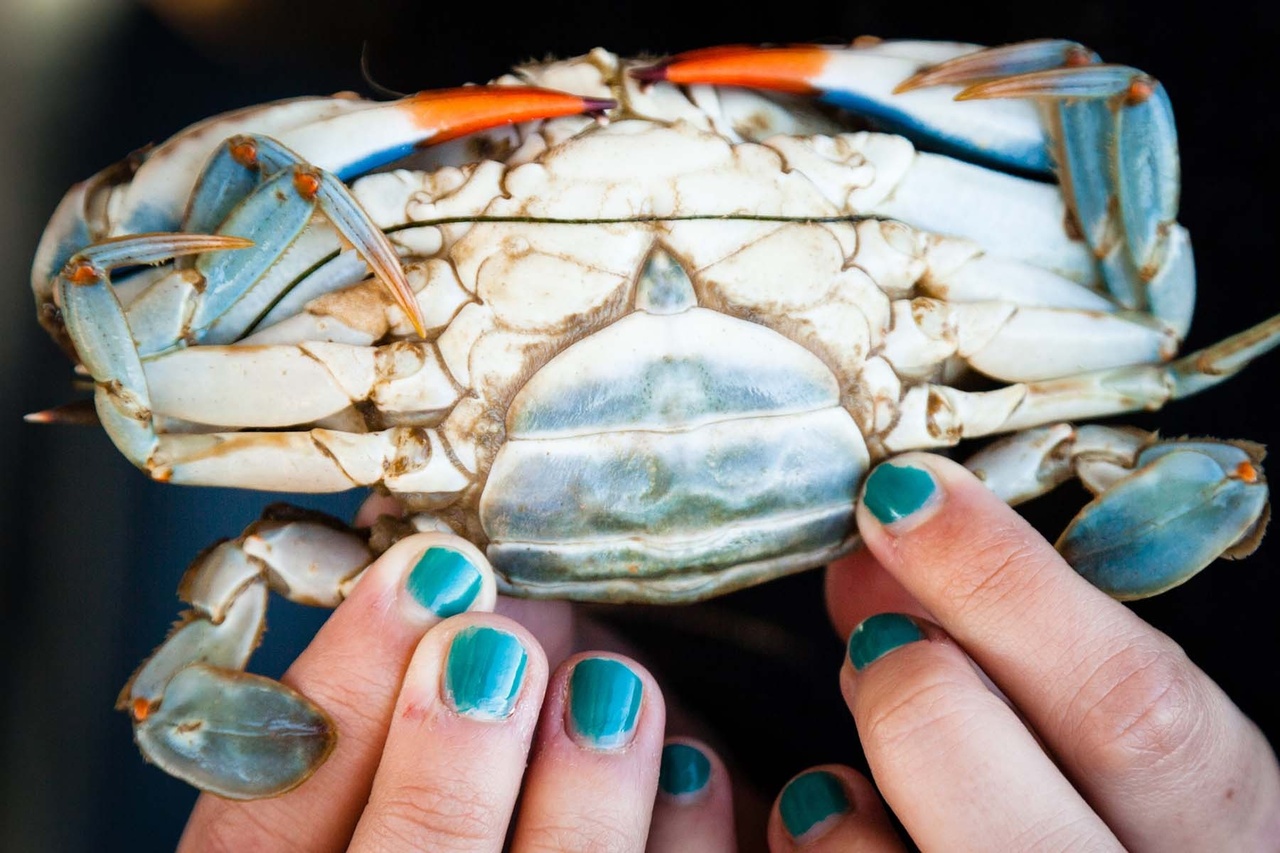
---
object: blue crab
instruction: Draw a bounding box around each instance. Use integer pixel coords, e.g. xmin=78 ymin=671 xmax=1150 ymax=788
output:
xmin=31 ymin=39 xmax=1277 ymax=799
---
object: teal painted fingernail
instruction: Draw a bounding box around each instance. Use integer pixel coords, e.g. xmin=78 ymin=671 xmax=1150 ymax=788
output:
xmin=406 ymin=547 xmax=482 ymax=618
xmin=862 ymin=462 xmax=937 ymax=524
xmin=568 ymin=657 xmax=643 ymax=749
xmin=779 ymin=771 xmax=851 ymax=841
xmin=659 ymin=743 xmax=712 ymax=798
xmin=848 ymin=613 xmax=926 ymax=671
xmin=444 ymin=626 xmax=527 ymax=720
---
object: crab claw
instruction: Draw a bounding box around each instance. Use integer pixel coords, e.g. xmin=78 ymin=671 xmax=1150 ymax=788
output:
xmin=632 ymin=43 xmax=1051 ymax=173
xmin=1058 ymin=441 xmax=1269 ymax=599
xmin=133 ymin=664 xmax=335 ymax=800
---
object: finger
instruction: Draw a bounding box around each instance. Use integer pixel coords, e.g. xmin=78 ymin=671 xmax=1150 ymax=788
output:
xmin=180 ymin=533 xmax=497 ymax=853
xmin=855 ymin=454 xmax=1280 ymax=848
xmin=766 ymin=765 xmax=904 ymax=852
xmin=349 ymin=614 xmax=548 ymax=852
xmin=511 ymin=653 xmax=665 ymax=852
xmin=647 ymin=738 xmax=737 ymax=853
xmin=354 ymin=491 xmax=404 ymax=527
xmin=841 ymin=613 xmax=1117 ymax=849
xmin=824 ymin=548 xmax=927 ymax=640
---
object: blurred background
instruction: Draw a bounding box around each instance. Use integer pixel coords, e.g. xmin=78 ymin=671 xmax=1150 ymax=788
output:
xmin=1 ymin=0 xmax=1277 ymax=849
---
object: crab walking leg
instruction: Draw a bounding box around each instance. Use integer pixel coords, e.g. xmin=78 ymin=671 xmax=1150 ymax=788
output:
xmin=963 ymin=424 xmax=1268 ymax=599
xmin=31 ymin=96 xmax=373 ymax=298
xmin=184 ymin=133 xmax=426 ymax=341
xmin=879 ymin=297 xmax=1177 ymax=382
xmin=952 ymin=60 xmax=1188 ymax=330
xmin=150 ymin=426 xmax=473 ymax=494
xmin=56 ymin=235 xmax=253 ymax=465
xmin=880 ymin=312 xmax=1280 ymax=452
xmin=34 ymin=89 xmax=617 ymax=336
xmin=122 ymin=507 xmax=374 ymax=798
xmin=141 ymin=340 xmax=461 ymax=428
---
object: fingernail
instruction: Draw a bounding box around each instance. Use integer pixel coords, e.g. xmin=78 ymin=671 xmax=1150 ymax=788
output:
xmin=862 ymin=461 xmax=937 ymax=525
xmin=406 ymin=547 xmax=482 ymax=618
xmin=780 ymin=770 xmax=851 ymax=841
xmin=848 ymin=613 xmax=926 ymax=671
xmin=659 ymin=742 xmax=712 ymax=798
xmin=444 ymin=626 xmax=527 ymax=720
xmin=567 ymin=657 xmax=643 ymax=749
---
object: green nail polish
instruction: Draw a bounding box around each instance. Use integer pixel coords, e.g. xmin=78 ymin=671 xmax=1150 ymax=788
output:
xmin=659 ymin=743 xmax=711 ymax=797
xmin=444 ymin=626 xmax=527 ymax=720
xmin=862 ymin=462 xmax=937 ymax=524
xmin=848 ymin=613 xmax=926 ymax=671
xmin=779 ymin=771 xmax=851 ymax=840
xmin=406 ymin=547 xmax=481 ymax=618
xmin=568 ymin=657 xmax=642 ymax=749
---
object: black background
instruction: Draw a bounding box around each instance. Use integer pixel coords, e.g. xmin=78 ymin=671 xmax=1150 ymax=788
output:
xmin=1 ymin=1 xmax=1277 ymax=850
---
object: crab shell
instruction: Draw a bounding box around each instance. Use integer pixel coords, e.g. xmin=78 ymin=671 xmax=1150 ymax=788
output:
xmin=324 ymin=64 xmax=919 ymax=599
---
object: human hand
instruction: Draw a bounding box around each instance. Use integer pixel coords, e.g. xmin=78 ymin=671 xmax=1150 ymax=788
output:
xmin=770 ymin=453 xmax=1280 ymax=850
xmin=176 ymin=523 xmax=738 ymax=852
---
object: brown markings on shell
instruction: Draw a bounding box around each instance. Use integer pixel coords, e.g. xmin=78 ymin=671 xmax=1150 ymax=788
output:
xmin=308 ymin=277 xmax=398 ymax=339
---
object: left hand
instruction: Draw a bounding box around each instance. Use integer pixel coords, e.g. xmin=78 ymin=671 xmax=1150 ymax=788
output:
xmin=767 ymin=453 xmax=1280 ymax=851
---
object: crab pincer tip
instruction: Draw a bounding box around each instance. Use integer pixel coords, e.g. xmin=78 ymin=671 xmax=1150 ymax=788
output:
xmin=25 ymin=400 xmax=99 ymax=425
xmin=629 ymin=61 xmax=672 ymax=85
xmin=582 ymin=97 xmax=618 ymax=116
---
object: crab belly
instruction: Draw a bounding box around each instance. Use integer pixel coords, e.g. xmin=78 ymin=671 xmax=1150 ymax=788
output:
xmin=478 ymin=305 xmax=870 ymax=603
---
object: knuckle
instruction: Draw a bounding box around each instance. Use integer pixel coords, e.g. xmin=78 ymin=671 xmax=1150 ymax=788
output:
xmin=862 ymin=671 xmax=987 ymax=758
xmin=520 ymin=816 xmax=636 ymax=853
xmin=1066 ymin=640 xmax=1206 ymax=775
xmin=367 ymin=779 xmax=500 ymax=851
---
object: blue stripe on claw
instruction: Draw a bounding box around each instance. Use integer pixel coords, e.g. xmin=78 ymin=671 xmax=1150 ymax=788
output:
xmin=1057 ymin=443 xmax=1268 ymax=599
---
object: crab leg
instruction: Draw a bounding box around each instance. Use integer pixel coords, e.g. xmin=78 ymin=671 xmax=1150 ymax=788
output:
xmin=880 ymin=297 xmax=1177 ymax=382
xmin=35 ymin=88 xmax=616 ymax=338
xmin=634 ymin=41 xmax=1192 ymax=334
xmin=56 ymin=234 xmax=251 ymax=464
xmin=122 ymin=507 xmax=373 ymax=798
xmin=632 ymin=42 xmax=1051 ymax=173
xmin=930 ymin=49 xmax=1189 ymax=331
xmin=880 ymin=311 xmax=1280 ymax=451
xmin=963 ymin=425 xmax=1268 ymax=599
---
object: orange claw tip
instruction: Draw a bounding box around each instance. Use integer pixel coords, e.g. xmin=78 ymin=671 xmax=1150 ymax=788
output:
xmin=630 ymin=45 xmax=827 ymax=94
xmin=131 ymin=697 xmax=153 ymax=722
xmin=401 ymin=86 xmax=617 ymax=143
xmin=1234 ymin=461 xmax=1261 ymax=483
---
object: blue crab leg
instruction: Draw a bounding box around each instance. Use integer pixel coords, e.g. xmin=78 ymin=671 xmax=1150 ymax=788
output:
xmin=965 ymin=425 xmax=1268 ymax=599
xmin=957 ymin=63 xmax=1183 ymax=319
xmin=34 ymin=89 xmax=616 ymax=339
xmin=123 ymin=510 xmax=374 ymax=798
xmin=176 ymin=133 xmax=428 ymax=341
xmin=56 ymin=234 xmax=251 ymax=467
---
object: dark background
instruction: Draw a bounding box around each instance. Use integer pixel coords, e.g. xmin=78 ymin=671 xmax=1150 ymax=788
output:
xmin=1 ymin=1 xmax=1277 ymax=849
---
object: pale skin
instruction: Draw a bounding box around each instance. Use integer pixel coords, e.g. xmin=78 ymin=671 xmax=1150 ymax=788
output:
xmin=179 ymin=455 xmax=1280 ymax=851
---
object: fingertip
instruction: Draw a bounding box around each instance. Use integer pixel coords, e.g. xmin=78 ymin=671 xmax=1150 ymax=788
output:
xmin=649 ymin=738 xmax=738 ymax=853
xmin=353 ymin=491 xmax=403 ymax=528
xmin=768 ymin=765 xmax=901 ymax=851
xmin=356 ymin=532 xmax=498 ymax=627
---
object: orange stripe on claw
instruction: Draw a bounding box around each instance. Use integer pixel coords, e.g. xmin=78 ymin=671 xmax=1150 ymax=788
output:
xmin=402 ymin=86 xmax=615 ymax=143
xmin=631 ymin=46 xmax=829 ymax=95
